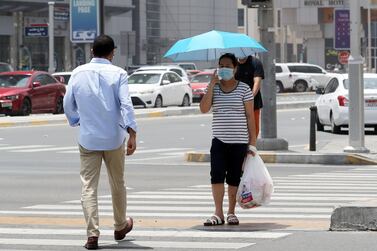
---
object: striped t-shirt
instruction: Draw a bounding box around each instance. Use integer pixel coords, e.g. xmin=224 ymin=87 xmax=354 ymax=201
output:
xmin=212 ymin=82 xmax=254 ymax=144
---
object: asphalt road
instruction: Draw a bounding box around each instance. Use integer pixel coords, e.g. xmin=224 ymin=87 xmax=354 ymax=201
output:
xmin=1 ymin=111 xmax=377 ymax=250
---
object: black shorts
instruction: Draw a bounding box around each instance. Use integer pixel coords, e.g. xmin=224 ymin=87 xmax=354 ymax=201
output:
xmin=210 ymin=137 xmax=248 ymax=186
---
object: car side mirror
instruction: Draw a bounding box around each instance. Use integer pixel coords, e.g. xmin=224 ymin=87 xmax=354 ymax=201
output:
xmin=161 ymin=80 xmax=170 ymax=85
xmin=316 ymin=87 xmax=324 ymax=95
xmin=32 ymin=81 xmax=41 ymax=88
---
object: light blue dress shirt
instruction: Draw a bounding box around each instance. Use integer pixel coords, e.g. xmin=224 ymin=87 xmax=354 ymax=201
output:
xmin=63 ymin=58 xmax=137 ymax=151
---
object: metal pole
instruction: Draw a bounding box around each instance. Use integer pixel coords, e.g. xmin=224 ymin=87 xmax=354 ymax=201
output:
xmin=48 ymin=1 xmax=55 ymax=73
xmin=99 ymin=0 xmax=104 ymax=34
xmin=344 ymin=1 xmax=369 ymax=153
xmin=257 ymin=2 xmax=288 ymax=150
xmin=245 ymin=5 xmax=248 ymax=36
xmin=368 ymin=1 xmax=372 ymax=72
xmin=309 ymin=106 xmax=317 ymax=151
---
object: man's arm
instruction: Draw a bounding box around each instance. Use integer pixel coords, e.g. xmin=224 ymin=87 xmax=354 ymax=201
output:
xmin=252 ymin=58 xmax=265 ymax=96
xmin=119 ymin=71 xmax=137 ymax=155
xmin=63 ymin=76 xmax=80 ymax=127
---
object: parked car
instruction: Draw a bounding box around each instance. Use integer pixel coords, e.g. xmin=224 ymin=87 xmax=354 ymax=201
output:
xmin=190 ymin=71 xmax=212 ymax=102
xmin=128 ymin=70 xmax=192 ymax=108
xmin=315 ymin=73 xmax=377 ymax=133
xmin=52 ymin=71 xmax=72 ymax=84
xmin=125 ymin=65 xmax=146 ymax=75
xmin=0 ymin=62 xmax=13 ymax=73
xmin=0 ymin=71 xmax=66 ymax=116
xmin=162 ymin=62 xmax=197 ymax=71
xmin=276 ymin=63 xmax=330 ymax=93
xmin=187 ymin=70 xmax=202 ymax=80
xmin=135 ymin=65 xmax=189 ymax=81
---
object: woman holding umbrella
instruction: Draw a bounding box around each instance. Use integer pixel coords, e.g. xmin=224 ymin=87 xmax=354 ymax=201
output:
xmin=200 ymin=53 xmax=257 ymax=226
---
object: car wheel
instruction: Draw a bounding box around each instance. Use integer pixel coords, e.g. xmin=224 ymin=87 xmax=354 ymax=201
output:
xmin=276 ymin=81 xmax=284 ymax=93
xmin=53 ymin=96 xmax=64 ymax=114
xmin=316 ymin=112 xmax=324 ymax=131
xmin=294 ymin=80 xmax=308 ymax=92
xmin=20 ymin=98 xmax=31 ymax=116
xmin=154 ymin=95 xmax=163 ymax=108
xmin=330 ymin=113 xmax=341 ymax=134
xmin=181 ymin=94 xmax=190 ymax=107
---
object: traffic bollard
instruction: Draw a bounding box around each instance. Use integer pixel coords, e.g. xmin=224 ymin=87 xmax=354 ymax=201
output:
xmin=309 ymin=106 xmax=317 ymax=151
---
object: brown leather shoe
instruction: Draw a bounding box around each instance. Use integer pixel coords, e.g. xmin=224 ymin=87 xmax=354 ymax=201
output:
xmin=84 ymin=236 xmax=98 ymax=250
xmin=114 ymin=217 xmax=133 ymax=241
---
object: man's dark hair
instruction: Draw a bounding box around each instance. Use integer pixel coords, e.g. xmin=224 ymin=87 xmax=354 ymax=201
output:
xmin=92 ymin=35 xmax=116 ymax=57
xmin=219 ymin=53 xmax=238 ymax=67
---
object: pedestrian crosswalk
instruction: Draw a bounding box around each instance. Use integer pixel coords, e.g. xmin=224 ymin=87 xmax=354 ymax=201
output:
xmin=2 ymin=166 xmax=377 ymax=249
xmin=0 ymin=143 xmax=192 ymax=159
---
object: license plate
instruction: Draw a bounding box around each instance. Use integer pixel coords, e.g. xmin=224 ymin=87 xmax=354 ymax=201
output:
xmin=0 ymin=102 xmax=11 ymax=108
xmin=365 ymin=100 xmax=377 ymax=107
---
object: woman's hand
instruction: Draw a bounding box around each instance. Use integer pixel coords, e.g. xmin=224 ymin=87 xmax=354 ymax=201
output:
xmin=247 ymin=145 xmax=257 ymax=156
xmin=200 ymin=70 xmax=218 ymax=113
xmin=209 ymin=69 xmax=220 ymax=88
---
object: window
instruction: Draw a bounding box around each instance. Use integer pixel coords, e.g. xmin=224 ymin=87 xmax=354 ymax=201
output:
xmin=168 ymin=73 xmax=181 ymax=83
xmin=128 ymin=74 xmax=161 ymax=85
xmin=238 ymin=9 xmax=244 ymax=27
xmin=170 ymin=69 xmax=183 ymax=77
xmin=288 ymin=65 xmax=323 ymax=74
xmin=288 ymin=65 xmax=307 ymax=73
xmin=162 ymin=74 xmax=170 ymax=84
xmin=275 ymin=66 xmax=283 ymax=73
xmin=324 ymin=78 xmax=338 ymax=94
xmin=306 ymin=66 xmax=323 ymax=74
xmin=191 ymin=74 xmax=211 ymax=83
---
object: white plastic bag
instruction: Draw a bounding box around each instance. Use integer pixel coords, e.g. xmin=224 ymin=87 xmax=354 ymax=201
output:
xmin=237 ymin=154 xmax=274 ymax=209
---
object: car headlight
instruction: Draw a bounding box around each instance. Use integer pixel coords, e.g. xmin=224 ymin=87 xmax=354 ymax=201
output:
xmin=0 ymin=95 xmax=19 ymax=101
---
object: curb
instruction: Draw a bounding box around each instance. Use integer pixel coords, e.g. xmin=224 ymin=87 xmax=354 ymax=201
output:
xmin=185 ymin=152 xmax=377 ymax=165
xmin=330 ymin=199 xmax=377 ymax=231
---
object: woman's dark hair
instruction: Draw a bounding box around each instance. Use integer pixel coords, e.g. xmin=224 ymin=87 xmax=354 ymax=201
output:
xmin=218 ymin=53 xmax=238 ymax=67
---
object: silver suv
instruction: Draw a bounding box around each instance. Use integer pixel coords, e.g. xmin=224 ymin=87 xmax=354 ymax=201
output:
xmin=276 ymin=63 xmax=330 ymax=93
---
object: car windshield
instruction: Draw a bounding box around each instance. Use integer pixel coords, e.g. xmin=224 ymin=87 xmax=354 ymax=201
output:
xmin=128 ymin=73 xmax=161 ymax=84
xmin=179 ymin=64 xmax=195 ymax=70
xmin=191 ymin=74 xmax=211 ymax=83
xmin=344 ymin=77 xmax=377 ymax=89
xmin=0 ymin=65 xmax=11 ymax=72
xmin=0 ymin=75 xmax=30 ymax=88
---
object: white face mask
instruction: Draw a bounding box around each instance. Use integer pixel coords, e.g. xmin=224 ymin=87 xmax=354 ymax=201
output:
xmin=217 ymin=67 xmax=234 ymax=81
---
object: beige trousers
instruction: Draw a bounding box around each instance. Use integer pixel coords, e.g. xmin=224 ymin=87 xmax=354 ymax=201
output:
xmin=79 ymin=144 xmax=127 ymax=237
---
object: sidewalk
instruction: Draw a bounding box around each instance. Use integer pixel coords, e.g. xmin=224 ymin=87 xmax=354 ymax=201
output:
xmin=185 ymin=134 xmax=377 ymax=165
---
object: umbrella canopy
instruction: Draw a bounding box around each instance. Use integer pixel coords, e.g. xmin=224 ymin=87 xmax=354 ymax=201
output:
xmin=164 ymin=30 xmax=267 ymax=62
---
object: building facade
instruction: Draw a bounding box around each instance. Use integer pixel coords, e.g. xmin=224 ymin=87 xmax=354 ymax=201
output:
xmin=0 ymin=0 xmax=237 ymax=72
xmin=237 ymin=0 xmax=377 ymax=72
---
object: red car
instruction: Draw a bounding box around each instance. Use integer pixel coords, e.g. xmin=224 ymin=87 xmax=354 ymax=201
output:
xmin=0 ymin=71 xmax=66 ymax=116
xmin=190 ymin=71 xmax=213 ymax=102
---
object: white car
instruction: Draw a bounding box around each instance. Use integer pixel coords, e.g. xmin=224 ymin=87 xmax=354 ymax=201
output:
xmin=128 ymin=70 xmax=192 ymax=108
xmin=134 ymin=65 xmax=189 ymax=82
xmin=52 ymin=72 xmax=72 ymax=84
xmin=276 ymin=63 xmax=330 ymax=93
xmin=315 ymin=73 xmax=377 ymax=133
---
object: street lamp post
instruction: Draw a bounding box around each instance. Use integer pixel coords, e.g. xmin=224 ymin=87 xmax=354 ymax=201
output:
xmin=48 ymin=1 xmax=55 ymax=73
xmin=344 ymin=0 xmax=369 ymax=153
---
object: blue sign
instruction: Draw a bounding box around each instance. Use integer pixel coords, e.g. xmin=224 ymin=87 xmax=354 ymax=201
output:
xmin=334 ymin=9 xmax=350 ymax=50
xmin=25 ymin=27 xmax=48 ymax=37
xmin=70 ymin=0 xmax=99 ymax=43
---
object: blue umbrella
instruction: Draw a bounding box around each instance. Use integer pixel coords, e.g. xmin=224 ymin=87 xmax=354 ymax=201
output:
xmin=164 ymin=30 xmax=267 ymax=61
